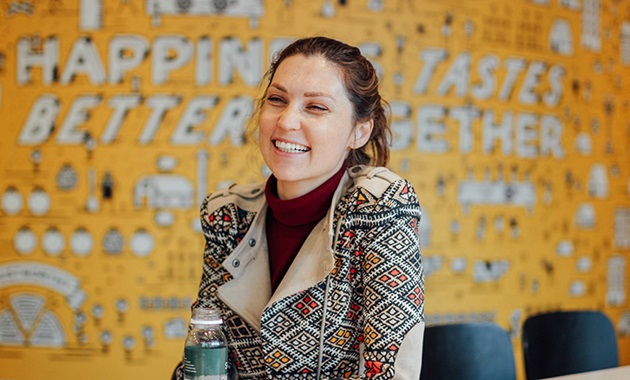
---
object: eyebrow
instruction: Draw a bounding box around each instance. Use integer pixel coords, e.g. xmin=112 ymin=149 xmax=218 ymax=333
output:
xmin=269 ymin=83 xmax=334 ymax=100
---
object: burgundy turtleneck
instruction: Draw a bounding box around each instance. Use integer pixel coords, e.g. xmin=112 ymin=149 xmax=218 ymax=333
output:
xmin=265 ymin=165 xmax=346 ymax=292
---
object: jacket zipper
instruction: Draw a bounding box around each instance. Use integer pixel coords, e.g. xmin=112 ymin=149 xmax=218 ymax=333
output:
xmin=317 ymin=217 xmax=343 ymax=380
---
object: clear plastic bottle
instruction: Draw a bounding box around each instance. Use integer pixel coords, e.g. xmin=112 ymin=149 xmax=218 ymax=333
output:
xmin=183 ymin=308 xmax=228 ymax=380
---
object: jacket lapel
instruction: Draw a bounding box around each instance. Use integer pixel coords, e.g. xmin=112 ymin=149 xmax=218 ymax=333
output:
xmin=217 ymin=204 xmax=271 ymax=332
xmin=216 ymin=170 xmax=353 ymax=331
xmin=268 ymin=217 xmax=334 ymax=305
xmin=269 ymin=171 xmax=351 ymax=305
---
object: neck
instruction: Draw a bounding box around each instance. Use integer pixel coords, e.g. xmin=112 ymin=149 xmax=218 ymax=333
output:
xmin=276 ymin=163 xmax=347 ymax=200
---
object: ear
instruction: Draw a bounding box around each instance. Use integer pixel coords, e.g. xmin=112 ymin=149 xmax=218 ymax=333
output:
xmin=349 ymin=119 xmax=374 ymax=149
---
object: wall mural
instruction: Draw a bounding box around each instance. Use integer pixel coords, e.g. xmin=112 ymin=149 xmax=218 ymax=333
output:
xmin=0 ymin=0 xmax=629 ymax=378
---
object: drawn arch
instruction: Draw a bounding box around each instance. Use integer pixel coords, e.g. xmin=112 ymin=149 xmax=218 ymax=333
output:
xmin=0 ymin=262 xmax=86 ymax=347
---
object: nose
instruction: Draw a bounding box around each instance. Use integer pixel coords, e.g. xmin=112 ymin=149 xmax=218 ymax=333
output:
xmin=277 ymin=106 xmax=301 ymax=131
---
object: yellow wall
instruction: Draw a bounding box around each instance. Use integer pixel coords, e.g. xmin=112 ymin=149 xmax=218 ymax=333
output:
xmin=1 ymin=0 xmax=629 ymax=379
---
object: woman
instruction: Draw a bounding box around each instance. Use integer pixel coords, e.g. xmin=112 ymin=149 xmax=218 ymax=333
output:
xmin=180 ymin=36 xmax=424 ymax=379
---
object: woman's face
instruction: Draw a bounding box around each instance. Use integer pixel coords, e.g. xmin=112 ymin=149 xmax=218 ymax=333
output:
xmin=259 ymin=54 xmax=371 ymax=200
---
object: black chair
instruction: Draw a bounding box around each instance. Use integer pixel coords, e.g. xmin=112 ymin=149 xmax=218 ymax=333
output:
xmin=521 ymin=310 xmax=619 ymax=380
xmin=420 ymin=322 xmax=516 ymax=380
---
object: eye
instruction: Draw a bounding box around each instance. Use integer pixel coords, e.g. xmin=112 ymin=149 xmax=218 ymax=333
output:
xmin=266 ymin=95 xmax=285 ymax=105
xmin=307 ymin=104 xmax=328 ymax=112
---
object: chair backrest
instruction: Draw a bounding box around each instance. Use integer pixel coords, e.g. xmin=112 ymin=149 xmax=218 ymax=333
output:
xmin=521 ymin=310 xmax=619 ymax=380
xmin=420 ymin=322 xmax=517 ymax=380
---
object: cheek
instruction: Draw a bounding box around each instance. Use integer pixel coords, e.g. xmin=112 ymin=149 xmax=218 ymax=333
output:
xmin=258 ymin=112 xmax=275 ymax=136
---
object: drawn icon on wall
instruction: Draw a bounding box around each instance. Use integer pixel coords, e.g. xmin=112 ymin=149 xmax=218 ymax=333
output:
xmin=196 ymin=150 xmax=209 ymax=207
xmin=556 ymin=240 xmax=574 ymax=257
xmin=0 ymin=262 xmax=87 ymax=347
xmin=614 ymin=208 xmax=630 ymax=249
xmin=418 ymin=209 xmax=431 ymax=247
xmin=606 ymin=255 xmax=627 ymax=306
xmin=574 ymin=132 xmax=593 ymax=155
xmin=575 ymin=203 xmax=596 ymax=229
xmin=569 ymin=280 xmax=586 ymax=297
xmin=103 ymin=228 xmax=124 ymax=255
xmin=42 ymin=227 xmax=65 ymax=256
xmin=79 ymin=0 xmax=103 ymax=31
xmin=458 ymin=173 xmax=536 ymax=214
xmin=587 ymin=163 xmax=608 ymax=198
xmin=155 ymin=210 xmax=175 ymax=227
xmin=101 ymin=171 xmax=114 ymax=200
xmin=70 ymin=228 xmax=93 ymax=257
xmin=473 ymin=260 xmax=509 ymax=283
xmin=99 ymin=329 xmax=112 ymax=352
xmin=582 ymin=0 xmax=601 ymax=51
xmin=576 ymin=256 xmax=593 ymax=273
xmin=14 ymin=227 xmax=37 ymax=255
xmin=164 ymin=317 xmax=187 ymax=339
xmin=134 ymin=174 xmax=194 ymax=209
xmin=2 ymin=187 xmax=23 ymax=215
xmin=451 ymin=257 xmax=467 ymax=274
xmin=549 ymin=19 xmax=573 ymax=55
xmin=146 ymin=0 xmax=264 ymax=17
xmin=622 ymin=22 xmax=630 ymax=65
xmin=130 ymin=229 xmax=154 ymax=257
xmin=0 ymin=293 xmax=65 ymax=347
xmin=86 ymin=168 xmax=99 ymax=213
xmin=56 ymin=164 xmax=78 ymax=191
xmin=28 ymin=188 xmax=50 ymax=216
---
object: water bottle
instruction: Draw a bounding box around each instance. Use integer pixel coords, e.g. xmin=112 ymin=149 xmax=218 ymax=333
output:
xmin=183 ymin=307 xmax=228 ymax=380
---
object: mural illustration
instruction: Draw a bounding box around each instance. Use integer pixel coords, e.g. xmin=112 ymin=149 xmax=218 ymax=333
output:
xmin=0 ymin=0 xmax=629 ymax=378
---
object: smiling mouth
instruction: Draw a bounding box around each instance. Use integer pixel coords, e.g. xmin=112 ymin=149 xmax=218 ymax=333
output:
xmin=274 ymin=140 xmax=311 ymax=153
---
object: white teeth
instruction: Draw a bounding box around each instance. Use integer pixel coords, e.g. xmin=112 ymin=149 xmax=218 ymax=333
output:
xmin=275 ymin=140 xmax=310 ymax=153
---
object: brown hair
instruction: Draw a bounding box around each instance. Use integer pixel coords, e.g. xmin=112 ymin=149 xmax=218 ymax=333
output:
xmin=256 ymin=36 xmax=391 ymax=167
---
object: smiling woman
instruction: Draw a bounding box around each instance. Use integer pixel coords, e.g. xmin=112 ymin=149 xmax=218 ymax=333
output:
xmin=258 ymin=53 xmax=368 ymax=200
xmin=174 ymin=36 xmax=425 ymax=380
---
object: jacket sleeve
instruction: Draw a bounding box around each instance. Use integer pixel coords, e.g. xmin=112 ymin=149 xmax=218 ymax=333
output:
xmin=348 ymin=179 xmax=425 ymax=380
xmin=173 ymin=193 xmax=245 ymax=380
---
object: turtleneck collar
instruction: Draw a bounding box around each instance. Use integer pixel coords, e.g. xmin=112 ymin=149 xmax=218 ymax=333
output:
xmin=264 ymin=165 xmax=347 ymax=227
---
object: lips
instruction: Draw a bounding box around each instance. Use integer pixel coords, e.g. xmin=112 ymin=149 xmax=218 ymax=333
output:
xmin=274 ymin=140 xmax=310 ymax=153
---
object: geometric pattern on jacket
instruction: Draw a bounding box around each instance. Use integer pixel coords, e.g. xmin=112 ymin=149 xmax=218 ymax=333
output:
xmin=190 ymin=171 xmax=424 ymax=379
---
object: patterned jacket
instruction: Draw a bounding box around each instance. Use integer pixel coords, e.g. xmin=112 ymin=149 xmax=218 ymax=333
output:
xmin=187 ymin=166 xmax=424 ymax=379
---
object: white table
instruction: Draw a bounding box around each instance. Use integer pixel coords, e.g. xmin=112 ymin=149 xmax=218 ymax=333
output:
xmin=542 ymin=365 xmax=630 ymax=379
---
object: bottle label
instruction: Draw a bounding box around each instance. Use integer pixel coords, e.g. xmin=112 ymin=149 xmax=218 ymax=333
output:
xmin=183 ymin=346 xmax=228 ymax=380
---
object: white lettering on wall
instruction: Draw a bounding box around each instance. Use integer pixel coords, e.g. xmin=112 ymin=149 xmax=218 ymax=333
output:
xmin=437 ymin=52 xmax=471 ymax=97
xmin=472 ymin=54 xmax=499 ymax=100
xmin=516 ymin=112 xmax=539 ymax=157
xmin=519 ymin=61 xmax=547 ymax=105
xmin=56 ymin=95 xmax=101 ymax=144
xmin=60 ymin=37 xmax=107 ymax=85
xmin=152 ymin=36 xmax=193 ymax=85
xmin=109 ymin=35 xmax=149 ymax=84
xmin=171 ymin=96 xmax=218 ymax=144
xmin=451 ymin=106 xmax=480 ymax=153
xmin=18 ymin=95 xmax=60 ymax=145
xmin=210 ymin=96 xmax=253 ymax=146
xmin=541 ymin=115 xmax=564 ymax=157
xmin=101 ymin=95 xmax=142 ymax=144
xmin=390 ymin=101 xmax=413 ymax=151
xmin=196 ymin=37 xmax=213 ymax=86
xmin=219 ymin=37 xmax=263 ymax=86
xmin=417 ymin=105 xmax=448 ymax=152
xmin=413 ymin=48 xmax=448 ymax=95
xmin=17 ymin=36 xmax=59 ymax=85
xmin=139 ymin=95 xmax=181 ymax=144
xmin=544 ymin=65 xmax=565 ymax=107
xmin=499 ymin=58 xmax=526 ymax=101
xmin=482 ymin=110 xmax=513 ymax=155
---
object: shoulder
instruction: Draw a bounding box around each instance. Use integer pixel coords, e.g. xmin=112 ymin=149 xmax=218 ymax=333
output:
xmin=201 ymin=182 xmax=265 ymax=214
xmin=341 ymin=166 xmax=421 ymax=229
xmin=347 ymin=165 xmax=411 ymax=199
